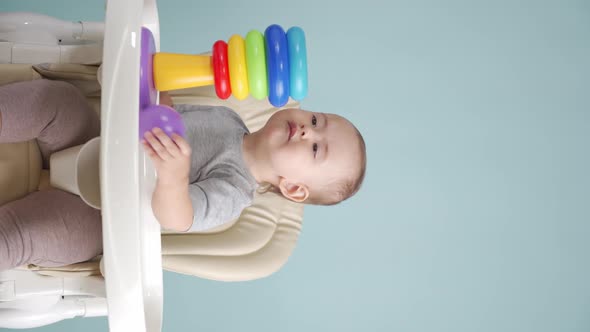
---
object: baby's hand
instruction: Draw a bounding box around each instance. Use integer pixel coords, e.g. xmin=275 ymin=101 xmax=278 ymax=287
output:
xmin=141 ymin=128 xmax=191 ymax=185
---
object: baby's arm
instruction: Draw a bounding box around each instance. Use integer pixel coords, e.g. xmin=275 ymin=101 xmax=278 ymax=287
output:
xmin=141 ymin=128 xmax=194 ymax=232
xmin=151 ymin=178 xmax=193 ymax=232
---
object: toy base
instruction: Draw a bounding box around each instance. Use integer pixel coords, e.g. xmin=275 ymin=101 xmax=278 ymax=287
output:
xmin=139 ymin=27 xmax=157 ymax=109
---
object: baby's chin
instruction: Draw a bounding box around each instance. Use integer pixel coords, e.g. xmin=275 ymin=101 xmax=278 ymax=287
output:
xmin=263 ymin=124 xmax=288 ymax=147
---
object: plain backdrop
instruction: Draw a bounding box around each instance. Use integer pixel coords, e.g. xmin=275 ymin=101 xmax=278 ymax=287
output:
xmin=0 ymin=0 xmax=589 ymax=331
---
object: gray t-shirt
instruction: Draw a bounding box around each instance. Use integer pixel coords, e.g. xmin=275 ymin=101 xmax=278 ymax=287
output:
xmin=174 ymin=104 xmax=258 ymax=232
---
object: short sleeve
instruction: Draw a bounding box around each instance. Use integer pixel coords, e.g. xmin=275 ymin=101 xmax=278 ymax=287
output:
xmin=185 ymin=170 xmax=254 ymax=232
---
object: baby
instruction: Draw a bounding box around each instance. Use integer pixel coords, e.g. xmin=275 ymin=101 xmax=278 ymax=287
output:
xmin=143 ymin=92 xmax=367 ymax=232
xmin=0 ymin=79 xmax=366 ymax=270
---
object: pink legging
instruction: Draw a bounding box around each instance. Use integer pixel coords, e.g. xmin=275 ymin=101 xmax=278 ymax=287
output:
xmin=0 ymin=79 xmax=102 ymax=271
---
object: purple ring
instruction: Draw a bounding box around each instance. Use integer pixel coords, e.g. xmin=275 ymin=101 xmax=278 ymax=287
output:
xmin=139 ymin=27 xmax=157 ymax=109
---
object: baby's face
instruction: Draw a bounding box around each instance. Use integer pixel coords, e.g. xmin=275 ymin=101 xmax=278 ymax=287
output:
xmin=259 ymin=108 xmax=361 ymax=192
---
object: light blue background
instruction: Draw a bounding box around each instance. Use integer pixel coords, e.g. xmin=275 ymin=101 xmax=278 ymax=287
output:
xmin=1 ymin=0 xmax=589 ymax=331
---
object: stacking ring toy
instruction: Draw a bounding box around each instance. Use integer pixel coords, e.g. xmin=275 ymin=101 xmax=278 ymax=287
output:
xmin=152 ymin=24 xmax=308 ymax=107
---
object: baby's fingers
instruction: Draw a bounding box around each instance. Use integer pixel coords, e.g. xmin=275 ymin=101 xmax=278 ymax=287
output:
xmin=144 ymin=130 xmax=172 ymax=160
xmin=152 ymin=128 xmax=181 ymax=157
xmin=171 ymin=134 xmax=192 ymax=156
xmin=141 ymin=139 xmax=160 ymax=161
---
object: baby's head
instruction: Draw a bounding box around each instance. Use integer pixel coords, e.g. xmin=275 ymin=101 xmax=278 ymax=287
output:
xmin=253 ymin=108 xmax=366 ymax=205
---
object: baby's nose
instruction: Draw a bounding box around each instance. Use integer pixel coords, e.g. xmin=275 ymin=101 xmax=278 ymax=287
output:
xmin=300 ymin=125 xmax=311 ymax=138
xmin=299 ymin=124 xmax=316 ymax=139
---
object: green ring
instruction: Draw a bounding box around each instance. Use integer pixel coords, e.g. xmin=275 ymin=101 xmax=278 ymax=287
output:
xmin=245 ymin=30 xmax=268 ymax=100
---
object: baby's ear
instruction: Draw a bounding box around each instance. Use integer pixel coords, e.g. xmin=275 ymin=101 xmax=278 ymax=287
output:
xmin=278 ymin=178 xmax=309 ymax=203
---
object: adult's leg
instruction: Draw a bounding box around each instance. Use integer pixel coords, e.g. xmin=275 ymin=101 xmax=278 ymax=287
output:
xmin=0 ymin=189 xmax=102 ymax=271
xmin=0 ymin=79 xmax=100 ymax=168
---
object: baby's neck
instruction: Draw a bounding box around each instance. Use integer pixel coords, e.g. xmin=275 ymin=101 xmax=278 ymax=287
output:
xmin=242 ymin=132 xmax=269 ymax=185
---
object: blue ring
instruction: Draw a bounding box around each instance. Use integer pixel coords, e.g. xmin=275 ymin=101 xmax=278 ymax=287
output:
xmin=265 ymin=24 xmax=290 ymax=107
xmin=287 ymin=27 xmax=308 ymax=101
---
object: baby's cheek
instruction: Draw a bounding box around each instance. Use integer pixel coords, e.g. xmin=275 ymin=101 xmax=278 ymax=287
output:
xmin=272 ymin=150 xmax=298 ymax=170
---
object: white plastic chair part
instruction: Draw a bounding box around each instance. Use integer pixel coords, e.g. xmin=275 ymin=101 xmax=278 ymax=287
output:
xmin=0 ymin=12 xmax=104 ymax=64
xmin=0 ymin=269 xmax=104 ymax=301
xmin=100 ymin=0 xmax=163 ymax=331
xmin=49 ymin=137 xmax=101 ymax=210
xmin=0 ymin=268 xmax=107 ymax=329
xmin=0 ymin=12 xmax=101 ymax=45
xmin=0 ymin=296 xmax=107 ymax=329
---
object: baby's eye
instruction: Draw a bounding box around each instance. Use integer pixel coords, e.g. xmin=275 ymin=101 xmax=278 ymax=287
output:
xmin=311 ymin=115 xmax=317 ymax=127
xmin=313 ymin=143 xmax=318 ymax=157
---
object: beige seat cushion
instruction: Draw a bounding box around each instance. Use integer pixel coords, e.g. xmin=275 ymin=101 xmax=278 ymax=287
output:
xmin=0 ymin=64 xmax=42 ymax=85
xmin=0 ymin=142 xmax=42 ymax=205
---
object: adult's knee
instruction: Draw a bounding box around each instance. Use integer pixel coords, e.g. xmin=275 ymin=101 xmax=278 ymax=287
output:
xmin=36 ymin=79 xmax=99 ymax=140
xmin=0 ymin=206 xmax=30 ymax=271
xmin=20 ymin=80 xmax=82 ymax=125
xmin=36 ymin=80 xmax=87 ymax=109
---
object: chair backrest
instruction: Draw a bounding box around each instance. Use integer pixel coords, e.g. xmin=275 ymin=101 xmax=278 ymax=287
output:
xmin=162 ymin=85 xmax=305 ymax=281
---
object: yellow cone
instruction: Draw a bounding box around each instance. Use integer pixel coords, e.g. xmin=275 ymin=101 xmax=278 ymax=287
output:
xmin=153 ymin=53 xmax=214 ymax=91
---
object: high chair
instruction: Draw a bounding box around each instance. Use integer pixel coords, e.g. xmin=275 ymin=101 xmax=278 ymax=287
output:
xmin=0 ymin=1 xmax=304 ymax=330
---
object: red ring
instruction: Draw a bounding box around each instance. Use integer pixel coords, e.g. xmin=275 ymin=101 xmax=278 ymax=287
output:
xmin=212 ymin=40 xmax=231 ymax=99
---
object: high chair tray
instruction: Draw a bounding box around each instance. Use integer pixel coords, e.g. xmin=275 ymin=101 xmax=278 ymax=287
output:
xmin=100 ymin=0 xmax=163 ymax=331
